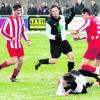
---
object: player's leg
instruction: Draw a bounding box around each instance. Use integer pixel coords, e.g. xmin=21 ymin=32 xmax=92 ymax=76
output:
xmin=80 ymin=58 xmax=96 ymax=72
xmin=94 ymin=52 xmax=100 ymax=66
xmin=35 ymin=58 xmax=58 ymax=70
xmin=0 ymin=57 xmax=18 ymax=69
xmin=35 ymin=42 xmax=60 ymax=70
xmin=92 ymin=53 xmax=100 ymax=75
xmin=81 ymin=61 xmax=100 ymax=76
xmin=80 ymin=46 xmax=98 ymax=73
xmin=0 ymin=47 xmax=18 ymax=69
xmin=93 ymin=59 xmax=100 ymax=67
xmin=86 ymin=82 xmax=94 ymax=88
xmin=35 ymin=58 xmax=50 ymax=69
xmin=67 ymin=51 xmax=74 ymax=72
xmin=10 ymin=56 xmax=24 ymax=82
xmin=78 ymin=69 xmax=100 ymax=82
xmin=10 ymin=47 xmax=24 ymax=82
xmin=62 ymin=40 xmax=74 ymax=72
xmin=81 ymin=49 xmax=100 ymax=75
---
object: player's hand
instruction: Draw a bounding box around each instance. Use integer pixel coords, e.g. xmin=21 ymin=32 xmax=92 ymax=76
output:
xmin=12 ymin=37 xmax=16 ymax=41
xmin=73 ymin=36 xmax=81 ymax=41
xmin=64 ymin=92 xmax=69 ymax=96
xmin=26 ymin=40 xmax=31 ymax=46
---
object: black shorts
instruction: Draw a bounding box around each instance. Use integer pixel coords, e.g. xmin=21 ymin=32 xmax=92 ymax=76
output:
xmin=50 ymin=40 xmax=72 ymax=58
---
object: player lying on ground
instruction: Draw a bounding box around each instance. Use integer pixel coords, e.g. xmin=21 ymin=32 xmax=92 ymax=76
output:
xmin=56 ymin=69 xmax=100 ymax=96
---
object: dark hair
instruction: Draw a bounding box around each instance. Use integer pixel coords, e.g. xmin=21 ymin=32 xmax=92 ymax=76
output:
xmin=63 ymin=73 xmax=75 ymax=82
xmin=50 ymin=5 xmax=60 ymax=11
xmin=13 ymin=3 xmax=22 ymax=10
xmin=81 ymin=7 xmax=93 ymax=15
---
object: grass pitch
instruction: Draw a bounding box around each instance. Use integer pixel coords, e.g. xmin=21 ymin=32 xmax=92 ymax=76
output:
xmin=0 ymin=34 xmax=100 ymax=100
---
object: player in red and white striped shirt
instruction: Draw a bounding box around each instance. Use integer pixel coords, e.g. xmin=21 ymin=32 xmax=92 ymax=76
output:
xmin=0 ymin=3 xmax=31 ymax=82
xmin=71 ymin=8 xmax=100 ymax=78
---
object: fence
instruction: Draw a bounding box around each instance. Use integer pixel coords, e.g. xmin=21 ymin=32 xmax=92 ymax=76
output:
xmin=0 ymin=15 xmax=100 ymax=33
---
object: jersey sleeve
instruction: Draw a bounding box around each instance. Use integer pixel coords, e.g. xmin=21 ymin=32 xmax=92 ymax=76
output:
xmin=1 ymin=18 xmax=13 ymax=40
xmin=76 ymin=19 xmax=90 ymax=33
xmin=21 ymin=18 xmax=29 ymax=41
xmin=65 ymin=7 xmax=75 ymax=24
xmin=45 ymin=23 xmax=55 ymax=40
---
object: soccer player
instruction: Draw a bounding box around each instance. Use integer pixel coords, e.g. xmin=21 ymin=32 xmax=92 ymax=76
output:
xmin=71 ymin=7 xmax=100 ymax=76
xmin=35 ymin=5 xmax=75 ymax=71
xmin=56 ymin=69 xmax=100 ymax=96
xmin=0 ymin=3 xmax=31 ymax=82
xmin=74 ymin=34 xmax=100 ymax=74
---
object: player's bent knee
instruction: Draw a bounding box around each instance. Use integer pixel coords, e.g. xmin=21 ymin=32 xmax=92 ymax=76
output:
xmin=18 ymin=59 xmax=24 ymax=64
xmin=68 ymin=55 xmax=74 ymax=62
xmin=11 ymin=60 xmax=17 ymax=65
xmin=67 ymin=52 xmax=74 ymax=61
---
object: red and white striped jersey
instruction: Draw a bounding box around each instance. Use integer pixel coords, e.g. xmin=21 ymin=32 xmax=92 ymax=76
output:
xmin=1 ymin=15 xmax=29 ymax=48
xmin=76 ymin=16 xmax=100 ymax=43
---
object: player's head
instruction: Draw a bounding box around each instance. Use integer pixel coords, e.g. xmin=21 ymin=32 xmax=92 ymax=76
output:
xmin=81 ymin=7 xmax=93 ymax=18
xmin=63 ymin=72 xmax=75 ymax=82
xmin=50 ymin=5 xmax=60 ymax=18
xmin=13 ymin=3 xmax=22 ymax=16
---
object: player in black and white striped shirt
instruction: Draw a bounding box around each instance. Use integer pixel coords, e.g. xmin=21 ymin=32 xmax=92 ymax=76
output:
xmin=35 ymin=5 xmax=75 ymax=71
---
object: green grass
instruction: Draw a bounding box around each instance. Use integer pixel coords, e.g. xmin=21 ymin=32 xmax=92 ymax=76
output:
xmin=0 ymin=34 xmax=100 ymax=100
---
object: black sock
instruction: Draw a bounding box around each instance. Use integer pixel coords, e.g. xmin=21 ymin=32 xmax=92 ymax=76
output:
xmin=68 ymin=62 xmax=74 ymax=72
xmin=78 ymin=69 xmax=99 ymax=80
xmin=39 ymin=58 xmax=49 ymax=64
xmin=86 ymin=82 xmax=94 ymax=88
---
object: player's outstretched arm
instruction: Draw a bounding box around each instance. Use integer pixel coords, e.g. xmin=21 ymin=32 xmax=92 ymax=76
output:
xmin=73 ymin=35 xmax=86 ymax=41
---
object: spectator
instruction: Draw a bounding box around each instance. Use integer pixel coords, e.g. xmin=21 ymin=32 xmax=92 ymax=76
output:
xmin=5 ymin=3 xmax=12 ymax=15
xmin=74 ymin=0 xmax=85 ymax=15
xmin=38 ymin=1 xmax=49 ymax=15
xmin=0 ymin=2 xmax=6 ymax=15
xmin=27 ymin=3 xmax=37 ymax=15
xmin=90 ymin=0 xmax=99 ymax=16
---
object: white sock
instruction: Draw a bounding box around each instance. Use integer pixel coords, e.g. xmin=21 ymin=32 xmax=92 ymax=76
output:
xmin=95 ymin=67 xmax=100 ymax=75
